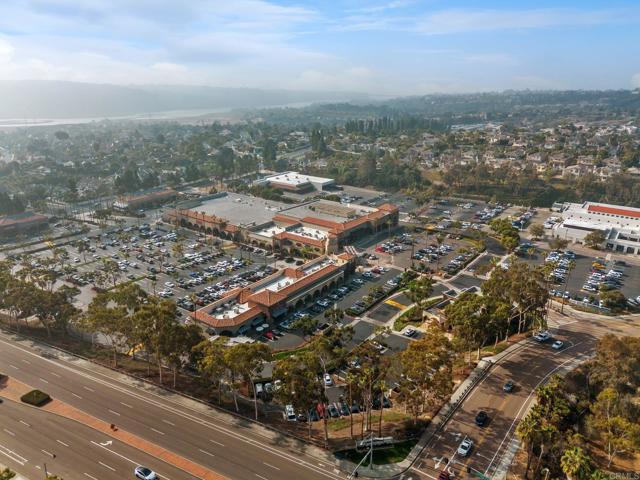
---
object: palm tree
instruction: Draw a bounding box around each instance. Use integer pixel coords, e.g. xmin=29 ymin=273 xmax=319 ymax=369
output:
xmin=561 ymin=447 xmax=591 ymax=480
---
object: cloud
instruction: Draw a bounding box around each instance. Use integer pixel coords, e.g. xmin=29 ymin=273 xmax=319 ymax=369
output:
xmin=413 ymin=8 xmax=637 ymax=35
xmin=632 ymin=74 xmax=640 ymax=89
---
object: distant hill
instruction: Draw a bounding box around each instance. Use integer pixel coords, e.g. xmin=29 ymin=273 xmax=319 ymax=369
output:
xmin=0 ymin=80 xmax=369 ymax=119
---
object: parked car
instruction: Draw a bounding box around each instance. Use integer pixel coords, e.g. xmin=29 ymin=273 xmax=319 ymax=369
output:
xmin=552 ymin=340 xmax=564 ymax=350
xmin=457 ymin=438 xmax=473 ymax=457
xmin=533 ymin=330 xmax=552 ymax=342
xmin=328 ymin=403 xmax=340 ymax=418
xmin=475 ymin=411 xmax=488 ymax=427
xmin=324 ymin=373 xmax=333 ymax=386
xmin=503 ymin=380 xmax=515 ymax=393
xmin=403 ymin=327 xmax=417 ymax=337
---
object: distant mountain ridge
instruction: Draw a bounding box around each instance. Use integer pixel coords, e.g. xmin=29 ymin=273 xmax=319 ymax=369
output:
xmin=0 ymin=80 xmax=369 ymax=119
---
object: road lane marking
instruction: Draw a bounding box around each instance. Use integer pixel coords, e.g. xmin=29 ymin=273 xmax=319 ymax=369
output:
xmin=71 ymin=392 xmax=83 ymax=399
xmin=0 ymin=337 xmax=344 ymax=480
xmin=50 ymin=372 xmax=61 ymax=378
xmin=150 ymin=428 xmax=165 ymax=435
xmin=2 ymin=429 xmax=15 ymax=437
xmin=209 ymin=439 xmax=225 ymax=447
xmin=120 ymin=402 xmax=133 ymax=408
xmin=19 ymin=420 xmax=30 ymax=427
xmin=99 ymin=461 xmax=115 ymax=471
xmin=0 ymin=444 xmax=28 ymax=466
xmin=41 ymin=449 xmax=55 ymax=458
xmin=199 ymin=448 xmax=215 ymax=457
xmin=162 ymin=419 xmax=175 ymax=426
xmin=21 ymin=359 xmax=31 ymax=364
xmin=9 ymin=364 xmax=18 ymax=369
xmin=83 ymin=473 xmax=98 ymax=480
xmin=483 ymin=353 xmax=589 ymax=476
xmin=90 ymin=441 xmax=174 ymax=480
xmin=56 ymin=440 xmax=69 ymax=447
xmin=39 ymin=377 xmax=49 ymax=384
xmin=264 ymin=462 xmax=280 ymax=471
xmin=255 ymin=475 xmax=269 ymax=480
xmin=83 ymin=386 xmax=95 ymax=392
xmin=108 ymin=409 xmax=121 ymax=416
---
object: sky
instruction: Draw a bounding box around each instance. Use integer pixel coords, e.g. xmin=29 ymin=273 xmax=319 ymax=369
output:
xmin=0 ymin=0 xmax=639 ymax=95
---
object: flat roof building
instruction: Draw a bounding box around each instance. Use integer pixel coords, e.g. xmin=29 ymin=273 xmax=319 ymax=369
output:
xmin=191 ymin=254 xmax=355 ymax=335
xmin=552 ymin=201 xmax=640 ymax=255
xmin=255 ymin=171 xmax=335 ymax=193
xmin=163 ymin=192 xmax=399 ymax=256
xmin=113 ymin=187 xmax=177 ymax=212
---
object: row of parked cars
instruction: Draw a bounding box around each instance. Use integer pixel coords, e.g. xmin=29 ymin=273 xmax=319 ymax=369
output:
xmin=582 ymin=259 xmax=625 ymax=293
xmin=546 ymin=250 xmax=576 ymax=283
xmin=174 ymin=265 xmax=278 ymax=309
xmin=412 ymin=243 xmax=454 ymax=263
xmin=284 ymin=396 xmax=392 ymax=422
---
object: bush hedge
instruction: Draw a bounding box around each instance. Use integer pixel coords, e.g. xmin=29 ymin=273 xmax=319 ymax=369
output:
xmin=20 ymin=389 xmax=51 ymax=407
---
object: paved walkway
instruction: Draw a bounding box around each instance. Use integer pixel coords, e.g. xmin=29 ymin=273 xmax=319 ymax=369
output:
xmin=0 ymin=376 xmax=227 ymax=480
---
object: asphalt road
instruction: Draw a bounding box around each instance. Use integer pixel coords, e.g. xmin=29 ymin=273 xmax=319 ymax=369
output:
xmin=0 ymin=331 xmax=344 ymax=480
xmin=409 ymin=309 xmax=640 ymax=480
xmin=0 ymin=397 xmax=198 ymax=480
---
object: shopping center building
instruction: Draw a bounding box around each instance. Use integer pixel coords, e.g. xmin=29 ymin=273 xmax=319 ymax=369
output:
xmin=552 ymin=201 xmax=640 ymax=254
xmin=163 ymin=192 xmax=399 ymax=255
xmin=190 ymin=253 xmax=355 ymax=335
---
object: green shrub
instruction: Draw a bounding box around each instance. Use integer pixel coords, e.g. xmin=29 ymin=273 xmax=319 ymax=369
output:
xmin=20 ymin=389 xmax=51 ymax=407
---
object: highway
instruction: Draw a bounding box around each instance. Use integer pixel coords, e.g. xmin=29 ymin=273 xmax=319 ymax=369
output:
xmin=409 ymin=308 xmax=640 ymax=480
xmin=0 ymin=331 xmax=343 ymax=480
xmin=0 ymin=397 xmax=199 ymax=480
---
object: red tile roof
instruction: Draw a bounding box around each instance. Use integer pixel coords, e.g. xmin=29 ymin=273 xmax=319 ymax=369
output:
xmin=191 ymin=305 xmax=262 ymax=328
xmin=247 ymin=289 xmax=287 ymax=307
xmin=272 ymin=214 xmax=300 ymax=225
xmin=278 ymin=264 xmax=340 ymax=297
xmin=588 ymin=205 xmax=640 ymax=219
xmin=275 ymin=231 xmax=325 ymax=248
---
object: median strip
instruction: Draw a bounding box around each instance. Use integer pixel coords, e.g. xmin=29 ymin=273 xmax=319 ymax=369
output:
xmin=0 ymin=376 xmax=228 ymax=480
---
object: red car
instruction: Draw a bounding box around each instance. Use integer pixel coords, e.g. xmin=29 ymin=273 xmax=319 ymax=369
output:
xmin=263 ymin=331 xmax=275 ymax=341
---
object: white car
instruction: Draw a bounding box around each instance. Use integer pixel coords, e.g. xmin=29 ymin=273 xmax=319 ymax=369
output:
xmin=457 ymin=438 xmax=473 ymax=457
xmin=403 ymin=327 xmax=417 ymax=338
xmin=324 ymin=373 xmax=333 ymax=386
xmin=134 ymin=466 xmax=158 ymax=480
xmin=533 ymin=331 xmax=552 ymax=342
xmin=552 ymin=340 xmax=564 ymax=350
xmin=165 ymin=282 xmax=175 ymax=288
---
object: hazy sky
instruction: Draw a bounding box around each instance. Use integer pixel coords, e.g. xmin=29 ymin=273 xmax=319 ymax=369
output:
xmin=0 ymin=0 xmax=639 ymax=95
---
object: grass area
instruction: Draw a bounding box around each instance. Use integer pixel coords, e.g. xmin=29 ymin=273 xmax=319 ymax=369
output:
xmin=327 ymin=411 xmax=411 ymax=433
xmin=273 ymin=346 xmax=310 ymax=361
xmin=392 ymin=297 xmax=443 ymax=331
xmin=481 ymin=342 xmax=510 ymax=356
xmin=336 ymin=439 xmax=418 ymax=466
